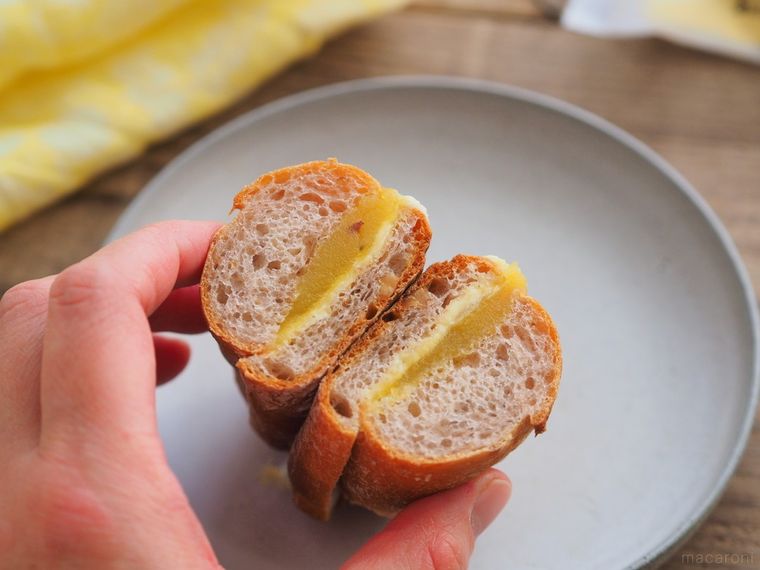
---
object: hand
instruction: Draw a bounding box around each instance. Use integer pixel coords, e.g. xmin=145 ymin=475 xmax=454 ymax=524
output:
xmin=0 ymin=221 xmax=510 ymax=569
xmin=342 ymin=469 xmax=511 ymax=570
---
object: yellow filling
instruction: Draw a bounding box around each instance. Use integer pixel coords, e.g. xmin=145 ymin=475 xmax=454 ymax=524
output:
xmin=371 ymin=259 xmax=526 ymax=405
xmin=271 ymin=187 xmax=407 ymax=349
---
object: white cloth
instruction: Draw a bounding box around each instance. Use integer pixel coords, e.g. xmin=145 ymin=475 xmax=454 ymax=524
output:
xmin=562 ymin=0 xmax=760 ymax=64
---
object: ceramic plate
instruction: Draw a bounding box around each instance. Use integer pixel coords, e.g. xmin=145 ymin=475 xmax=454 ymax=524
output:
xmin=109 ymin=77 xmax=759 ymax=569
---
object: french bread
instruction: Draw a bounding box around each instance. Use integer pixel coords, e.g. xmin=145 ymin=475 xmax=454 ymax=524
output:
xmin=201 ymin=160 xmax=432 ymax=448
xmin=288 ymin=255 xmax=562 ymax=519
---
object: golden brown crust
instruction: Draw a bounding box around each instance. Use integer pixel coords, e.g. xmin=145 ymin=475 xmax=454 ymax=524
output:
xmin=200 ymin=226 xmax=253 ymax=359
xmin=342 ymin=415 xmax=534 ymax=516
xmin=522 ymin=296 xmax=563 ymax=434
xmin=232 ymin=159 xmax=377 ymax=212
xmin=287 ymin=379 xmax=357 ymax=520
xmin=234 ymin=366 xmax=321 ymax=450
xmin=201 ymin=160 xmax=432 ymax=449
xmin=287 ymin=257 xmax=563 ymax=519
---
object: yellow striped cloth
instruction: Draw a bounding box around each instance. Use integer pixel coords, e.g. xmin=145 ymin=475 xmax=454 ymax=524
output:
xmin=0 ymin=0 xmax=407 ymax=231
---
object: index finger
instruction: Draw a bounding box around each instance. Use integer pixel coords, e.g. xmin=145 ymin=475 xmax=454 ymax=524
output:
xmin=39 ymin=220 xmax=220 ymax=452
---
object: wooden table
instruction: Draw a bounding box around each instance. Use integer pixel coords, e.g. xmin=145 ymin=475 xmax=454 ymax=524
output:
xmin=1 ymin=1 xmax=758 ymax=567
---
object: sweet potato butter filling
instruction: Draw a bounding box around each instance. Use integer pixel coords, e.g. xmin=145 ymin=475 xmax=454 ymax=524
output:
xmin=271 ymin=187 xmax=406 ymax=349
xmin=370 ymin=260 xmax=526 ymax=406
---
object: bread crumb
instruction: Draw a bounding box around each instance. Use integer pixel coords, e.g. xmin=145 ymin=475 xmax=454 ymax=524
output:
xmin=258 ymin=463 xmax=290 ymax=490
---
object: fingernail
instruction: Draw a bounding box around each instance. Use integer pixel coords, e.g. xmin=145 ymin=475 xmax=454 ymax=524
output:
xmin=471 ymin=477 xmax=511 ymax=536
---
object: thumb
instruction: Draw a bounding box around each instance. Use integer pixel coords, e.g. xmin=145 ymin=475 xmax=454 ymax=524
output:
xmin=343 ymin=469 xmax=511 ymax=570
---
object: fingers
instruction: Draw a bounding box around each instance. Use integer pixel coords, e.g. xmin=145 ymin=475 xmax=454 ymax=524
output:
xmin=343 ymin=469 xmax=511 ymax=570
xmin=154 ymin=336 xmax=191 ymax=385
xmin=0 ymin=276 xmax=55 ymax=452
xmin=39 ymin=221 xmax=220 ymax=452
xmin=149 ymin=285 xmax=208 ymax=334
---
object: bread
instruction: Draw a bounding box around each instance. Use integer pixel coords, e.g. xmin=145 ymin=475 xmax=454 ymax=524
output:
xmin=288 ymin=255 xmax=562 ymax=519
xmin=201 ymin=160 xmax=562 ymax=520
xmin=200 ymin=159 xmax=432 ymax=448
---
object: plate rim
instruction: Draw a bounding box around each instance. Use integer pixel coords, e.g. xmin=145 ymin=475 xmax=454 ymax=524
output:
xmin=108 ymin=75 xmax=760 ymax=569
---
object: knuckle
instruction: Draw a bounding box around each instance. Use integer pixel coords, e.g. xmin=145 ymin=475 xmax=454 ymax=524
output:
xmin=424 ymin=532 xmax=469 ymax=570
xmin=139 ymin=221 xmax=168 ymax=240
xmin=141 ymin=220 xmax=180 ymax=242
xmin=0 ymin=279 xmax=50 ymax=321
xmin=49 ymin=263 xmax=115 ymax=309
xmin=146 ymin=220 xmax=177 ymax=232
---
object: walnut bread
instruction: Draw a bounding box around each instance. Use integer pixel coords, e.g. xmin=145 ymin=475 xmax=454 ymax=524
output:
xmin=201 ymin=160 xmax=562 ymax=519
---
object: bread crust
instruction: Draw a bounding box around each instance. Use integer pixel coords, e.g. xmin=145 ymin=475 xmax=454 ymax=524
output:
xmin=232 ymin=159 xmax=378 ymax=214
xmin=287 ymin=257 xmax=563 ymax=518
xmin=342 ymin=415 xmax=535 ymax=516
xmin=201 ymin=160 xmax=432 ymax=449
xmin=288 ymin=379 xmax=356 ymax=520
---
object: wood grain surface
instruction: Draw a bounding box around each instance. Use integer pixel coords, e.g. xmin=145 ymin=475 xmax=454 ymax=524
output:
xmin=1 ymin=1 xmax=758 ymax=567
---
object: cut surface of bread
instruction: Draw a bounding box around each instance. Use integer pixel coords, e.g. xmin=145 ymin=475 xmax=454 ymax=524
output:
xmin=288 ymin=255 xmax=561 ymax=519
xmin=201 ymin=160 xmax=431 ymax=448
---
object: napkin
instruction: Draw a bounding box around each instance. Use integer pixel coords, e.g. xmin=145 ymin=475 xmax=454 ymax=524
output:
xmin=0 ymin=0 xmax=407 ymax=231
xmin=562 ymin=0 xmax=760 ymax=64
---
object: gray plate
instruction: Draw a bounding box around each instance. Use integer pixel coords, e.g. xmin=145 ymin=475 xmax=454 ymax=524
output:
xmin=109 ymin=77 xmax=759 ymax=570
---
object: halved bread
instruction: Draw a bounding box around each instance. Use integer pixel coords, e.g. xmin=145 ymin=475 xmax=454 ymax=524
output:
xmin=288 ymin=255 xmax=562 ymax=519
xmin=201 ymin=160 xmax=432 ymax=448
